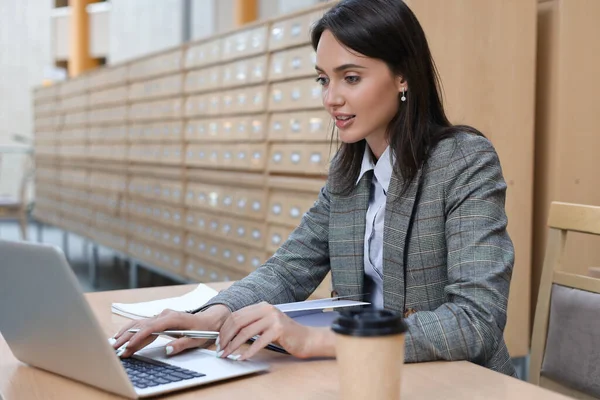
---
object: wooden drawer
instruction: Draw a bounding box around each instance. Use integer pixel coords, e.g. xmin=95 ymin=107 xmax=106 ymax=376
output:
xmin=185 ymin=115 xmax=267 ymax=142
xmin=268 ymin=143 xmax=330 ymax=175
xmin=129 ymin=49 xmax=182 ymax=81
xmin=184 ymin=256 xmax=247 ymax=283
xmin=59 ymin=127 xmax=88 ymax=143
xmin=184 ymin=66 xmax=221 ymax=94
xmin=267 ymin=190 xmax=317 ymax=227
xmin=129 ymin=219 xmax=184 ymax=251
xmin=89 ymin=171 xmax=127 ymax=193
xmin=88 ymin=144 xmax=128 ymax=162
xmin=128 ymin=122 xmax=182 ymax=142
xmin=88 ymin=105 xmax=127 ymax=125
xmin=185 ymin=234 xmax=266 ymax=275
xmin=185 ymin=143 xmax=267 ymax=171
xmin=88 ymin=65 xmax=128 ymax=89
xmin=266 ymin=224 xmax=294 ymax=253
xmin=185 ymin=183 xmax=266 ymax=220
xmin=269 ymin=45 xmax=316 ymax=81
xmin=268 ymin=79 xmax=322 ymax=111
xmin=60 ymin=93 xmax=89 ymax=112
xmin=88 ymin=125 xmax=128 ymax=143
xmin=220 ymin=85 xmax=267 ymax=115
xmin=184 ymin=93 xmax=220 ymax=117
xmin=126 ymin=199 xmax=183 ymax=228
xmin=185 ymin=39 xmax=222 ymax=69
xmin=221 ymin=25 xmax=268 ymax=61
xmin=268 ymin=110 xmax=331 ymax=142
xmin=128 ymin=240 xmax=184 ymax=276
xmin=89 ymin=86 xmax=128 ymax=107
xmin=221 ymin=55 xmax=268 ymax=88
xmin=129 ymin=74 xmax=182 ymax=101
xmin=62 ymin=111 xmax=87 ymax=127
xmin=129 ymin=99 xmax=183 ymax=121
xmin=268 ymin=13 xmax=319 ymax=51
xmin=185 ymin=210 xmax=265 ymax=249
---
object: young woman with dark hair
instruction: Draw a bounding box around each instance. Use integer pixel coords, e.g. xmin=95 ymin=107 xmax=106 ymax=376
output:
xmin=114 ymin=0 xmax=516 ymax=376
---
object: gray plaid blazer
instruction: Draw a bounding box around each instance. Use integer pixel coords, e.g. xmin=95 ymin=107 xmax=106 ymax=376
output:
xmin=202 ymin=132 xmax=516 ymax=376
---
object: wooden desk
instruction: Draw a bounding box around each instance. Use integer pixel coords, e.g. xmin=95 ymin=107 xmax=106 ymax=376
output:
xmin=0 ymin=283 xmax=570 ymax=400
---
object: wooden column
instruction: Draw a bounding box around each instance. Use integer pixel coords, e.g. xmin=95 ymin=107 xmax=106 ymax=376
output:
xmin=68 ymin=0 xmax=99 ymax=77
xmin=235 ymin=0 xmax=258 ymax=27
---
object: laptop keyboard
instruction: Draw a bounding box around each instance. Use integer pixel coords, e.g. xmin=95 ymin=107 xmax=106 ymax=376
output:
xmin=121 ymin=356 xmax=205 ymax=389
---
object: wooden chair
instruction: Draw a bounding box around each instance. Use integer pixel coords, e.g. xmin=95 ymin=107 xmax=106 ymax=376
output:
xmin=530 ymin=201 xmax=600 ymax=399
xmin=0 ymin=151 xmax=34 ymax=240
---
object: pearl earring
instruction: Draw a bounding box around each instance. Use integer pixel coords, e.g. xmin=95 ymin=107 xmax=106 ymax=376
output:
xmin=401 ymin=88 xmax=406 ymax=102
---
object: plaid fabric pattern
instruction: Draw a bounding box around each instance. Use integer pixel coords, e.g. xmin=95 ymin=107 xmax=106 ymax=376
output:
xmin=200 ymin=132 xmax=516 ymax=376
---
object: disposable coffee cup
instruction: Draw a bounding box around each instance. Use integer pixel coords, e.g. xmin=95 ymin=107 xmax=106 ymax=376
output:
xmin=332 ymin=309 xmax=407 ymax=400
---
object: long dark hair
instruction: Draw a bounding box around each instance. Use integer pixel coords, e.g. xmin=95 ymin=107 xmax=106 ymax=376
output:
xmin=311 ymin=0 xmax=482 ymax=195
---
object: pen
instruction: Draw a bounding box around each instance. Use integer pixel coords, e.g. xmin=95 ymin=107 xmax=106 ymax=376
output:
xmin=127 ymin=329 xmax=219 ymax=339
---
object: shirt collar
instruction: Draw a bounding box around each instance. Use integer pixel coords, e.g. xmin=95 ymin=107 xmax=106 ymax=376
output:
xmin=355 ymin=146 xmax=393 ymax=193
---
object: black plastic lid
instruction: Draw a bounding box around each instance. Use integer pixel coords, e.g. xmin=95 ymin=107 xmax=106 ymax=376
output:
xmin=332 ymin=309 xmax=407 ymax=337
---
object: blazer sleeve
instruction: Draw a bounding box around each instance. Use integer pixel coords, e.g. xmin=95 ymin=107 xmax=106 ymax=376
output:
xmin=193 ymin=184 xmax=332 ymax=313
xmin=403 ymin=136 xmax=515 ymax=368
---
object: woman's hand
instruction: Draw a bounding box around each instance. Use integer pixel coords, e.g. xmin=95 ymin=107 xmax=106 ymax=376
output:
xmin=217 ymin=302 xmax=334 ymax=361
xmin=112 ymin=305 xmax=231 ymax=358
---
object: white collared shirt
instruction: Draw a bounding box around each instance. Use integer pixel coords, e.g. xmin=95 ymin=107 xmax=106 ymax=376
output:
xmin=356 ymin=146 xmax=393 ymax=309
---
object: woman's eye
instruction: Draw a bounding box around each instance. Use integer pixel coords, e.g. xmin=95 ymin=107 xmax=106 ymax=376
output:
xmin=315 ymin=76 xmax=329 ymax=86
xmin=345 ymin=75 xmax=360 ymax=84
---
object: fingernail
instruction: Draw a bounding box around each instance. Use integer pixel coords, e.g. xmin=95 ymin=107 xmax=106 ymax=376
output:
xmin=166 ymin=346 xmax=174 ymax=355
xmin=116 ymin=348 xmax=126 ymax=357
xmin=112 ymin=332 xmax=119 ymax=338
xmin=229 ymin=354 xmax=242 ymax=361
xmin=108 ymin=337 xmax=117 ymax=346
xmin=216 ymin=350 xmax=224 ymax=358
xmin=216 ymin=343 xmax=221 ymax=353
xmin=215 ymin=336 xmax=220 ymax=346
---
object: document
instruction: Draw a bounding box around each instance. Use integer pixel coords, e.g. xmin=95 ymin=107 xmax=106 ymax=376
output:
xmin=111 ymin=284 xmax=368 ymax=320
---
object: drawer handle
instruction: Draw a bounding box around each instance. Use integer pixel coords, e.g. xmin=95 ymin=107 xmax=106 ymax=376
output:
xmin=210 ymin=221 xmax=218 ymax=230
xmin=271 ymin=27 xmax=284 ymax=40
xmin=273 ymin=61 xmax=284 ymax=74
xmin=291 ymin=57 xmax=302 ymax=70
xmin=222 ymin=224 xmax=231 ymax=233
xmin=272 ymin=90 xmax=283 ymax=103
xmin=237 ymin=254 xmax=245 ymax=264
xmin=290 ymin=207 xmax=301 ymax=218
xmin=224 ymin=151 xmax=232 ymax=160
xmin=272 ymin=234 xmax=282 ymax=245
xmin=238 ymin=151 xmax=247 ymax=160
xmin=238 ymin=198 xmax=247 ymax=209
xmin=252 ymin=229 xmax=261 ymax=240
xmin=291 ymin=88 xmax=301 ymax=101
xmin=291 ymin=152 xmax=301 ymax=164
xmin=291 ymin=23 xmax=302 ymax=37
xmin=310 ymin=153 xmax=322 ymax=163
xmin=223 ymin=249 xmax=231 ymax=258
xmin=251 ymin=257 xmax=261 ymax=268
xmin=253 ymin=151 xmax=262 ymax=160
xmin=252 ymin=120 xmax=262 ymax=133
xmin=272 ymin=152 xmax=282 ymax=163
xmin=272 ymin=204 xmax=282 ymax=215
xmin=290 ymin=119 xmax=301 ymax=133
xmin=273 ymin=121 xmax=283 ymax=131
xmin=197 ymin=267 xmax=205 ymax=276
xmin=186 ymin=215 xmax=194 ymax=224
xmin=224 ymin=196 xmax=233 ymax=206
xmin=252 ymin=201 xmax=262 ymax=211
xmin=238 ymin=93 xmax=247 ymax=105
xmin=237 ymin=226 xmax=246 ymax=236
xmin=199 ymin=242 xmax=206 ymax=251
xmin=198 ymin=218 xmax=206 ymax=228
xmin=253 ymin=93 xmax=263 ymax=105
xmin=210 ymin=246 xmax=218 ymax=255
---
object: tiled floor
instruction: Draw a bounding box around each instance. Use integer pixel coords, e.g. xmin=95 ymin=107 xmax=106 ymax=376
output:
xmin=0 ymin=220 xmax=179 ymax=293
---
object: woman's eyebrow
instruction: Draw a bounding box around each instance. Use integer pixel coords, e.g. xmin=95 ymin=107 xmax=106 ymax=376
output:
xmin=315 ymin=63 xmax=367 ymax=73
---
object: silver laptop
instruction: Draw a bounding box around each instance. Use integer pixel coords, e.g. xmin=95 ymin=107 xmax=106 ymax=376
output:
xmin=0 ymin=240 xmax=269 ymax=398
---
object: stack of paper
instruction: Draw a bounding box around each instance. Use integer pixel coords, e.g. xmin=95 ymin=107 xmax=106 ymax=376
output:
xmin=111 ymin=284 xmax=219 ymax=319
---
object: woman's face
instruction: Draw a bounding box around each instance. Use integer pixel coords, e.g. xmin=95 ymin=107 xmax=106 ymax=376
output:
xmin=315 ymin=30 xmax=404 ymax=157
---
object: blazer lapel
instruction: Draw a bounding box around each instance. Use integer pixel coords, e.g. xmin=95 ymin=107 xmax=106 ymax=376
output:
xmin=382 ymin=168 xmax=423 ymax=312
xmin=329 ymin=171 xmax=372 ymax=300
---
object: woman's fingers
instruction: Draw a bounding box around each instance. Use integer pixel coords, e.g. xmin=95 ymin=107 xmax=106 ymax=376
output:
xmin=218 ymin=302 xmax=271 ymax=350
xmin=165 ymin=337 xmax=209 ymax=356
xmin=220 ymin=317 xmax=272 ymax=359
xmin=237 ymin=330 xmax=278 ymax=361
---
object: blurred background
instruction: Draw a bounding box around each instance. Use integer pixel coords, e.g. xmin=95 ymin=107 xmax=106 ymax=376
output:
xmin=0 ymin=0 xmax=599 ymax=381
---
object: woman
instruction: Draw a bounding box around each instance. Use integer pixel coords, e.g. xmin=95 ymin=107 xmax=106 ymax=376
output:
xmin=114 ymin=0 xmax=516 ymax=376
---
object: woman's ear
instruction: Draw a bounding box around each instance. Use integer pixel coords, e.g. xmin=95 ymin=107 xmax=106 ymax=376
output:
xmin=395 ymin=76 xmax=407 ymax=93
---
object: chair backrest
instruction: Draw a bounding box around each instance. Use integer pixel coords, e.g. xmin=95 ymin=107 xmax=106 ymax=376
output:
xmin=530 ymin=202 xmax=600 ymax=399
